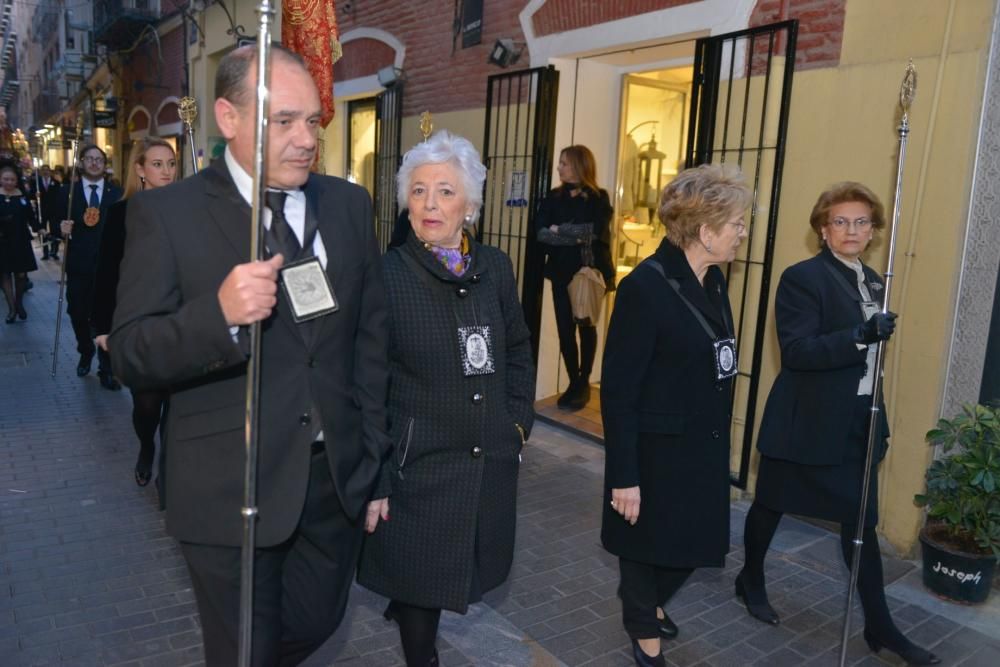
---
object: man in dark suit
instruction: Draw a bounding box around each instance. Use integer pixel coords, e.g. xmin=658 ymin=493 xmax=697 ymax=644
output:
xmin=109 ymin=45 xmax=390 ymax=666
xmin=31 ymin=165 xmax=62 ymax=260
xmin=59 ymin=146 xmax=123 ymax=388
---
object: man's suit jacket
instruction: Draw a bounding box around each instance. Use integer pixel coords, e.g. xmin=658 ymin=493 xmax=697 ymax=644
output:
xmin=60 ymin=179 xmax=123 ymax=275
xmin=109 ymin=159 xmax=390 ymax=547
xmin=755 ymin=247 xmax=890 ymax=466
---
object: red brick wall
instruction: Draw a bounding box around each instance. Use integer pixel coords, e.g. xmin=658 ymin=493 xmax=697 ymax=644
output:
xmin=120 ymin=25 xmax=186 ymax=134
xmin=750 ymin=0 xmax=846 ymax=70
xmin=333 ymin=39 xmax=396 ymax=82
xmin=335 ymin=0 xmax=527 ymax=115
xmin=532 ymin=0 xmax=699 ymax=37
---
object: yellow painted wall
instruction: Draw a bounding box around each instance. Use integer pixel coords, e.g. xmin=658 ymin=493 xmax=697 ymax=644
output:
xmin=748 ymin=0 xmax=993 ymax=555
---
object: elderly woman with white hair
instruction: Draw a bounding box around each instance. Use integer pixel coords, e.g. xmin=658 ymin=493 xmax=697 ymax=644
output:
xmin=357 ymin=130 xmax=535 ymax=666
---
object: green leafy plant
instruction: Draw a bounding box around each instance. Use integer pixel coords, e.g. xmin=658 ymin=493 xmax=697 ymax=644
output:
xmin=915 ymin=404 xmax=1000 ymax=560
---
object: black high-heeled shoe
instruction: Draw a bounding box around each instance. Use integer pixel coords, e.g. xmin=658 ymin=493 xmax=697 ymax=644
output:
xmin=15 ymin=304 xmax=26 ymax=320
xmin=735 ymin=571 xmax=780 ymax=625
xmin=383 ymin=601 xmax=399 ymax=623
xmin=864 ymin=628 xmax=941 ymax=665
xmin=630 ymin=638 xmax=665 ymax=667
xmin=656 ymin=608 xmax=678 ymax=639
xmin=4 ymin=312 xmax=15 ymax=324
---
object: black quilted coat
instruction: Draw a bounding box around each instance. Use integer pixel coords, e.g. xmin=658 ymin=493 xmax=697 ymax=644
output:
xmin=357 ymin=231 xmax=535 ymax=612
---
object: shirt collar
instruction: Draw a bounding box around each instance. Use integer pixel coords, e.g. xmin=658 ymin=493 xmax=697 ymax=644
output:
xmin=224 ymin=146 xmax=305 ymax=207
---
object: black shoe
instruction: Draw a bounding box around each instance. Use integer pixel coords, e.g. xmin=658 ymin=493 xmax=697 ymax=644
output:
xmin=5 ymin=312 xmax=14 ymax=324
xmin=98 ymin=372 xmax=121 ymax=391
xmin=656 ymin=609 xmax=678 ymax=639
xmin=42 ymin=251 xmax=50 ymax=260
xmin=50 ymin=253 xmax=59 ymax=261
xmin=864 ymin=628 xmax=940 ymax=665
xmin=382 ymin=601 xmax=399 ymax=623
xmin=77 ymin=352 xmax=94 ymax=377
xmin=16 ymin=304 xmax=26 ymax=320
xmin=630 ymin=638 xmax=665 ymax=667
xmin=566 ymin=381 xmax=591 ymax=411
xmin=735 ymin=570 xmax=779 ymax=625
xmin=134 ymin=449 xmax=153 ymax=487
xmin=556 ymin=378 xmax=579 ymax=409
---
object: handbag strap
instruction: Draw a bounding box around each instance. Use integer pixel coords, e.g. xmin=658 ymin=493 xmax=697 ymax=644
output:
xmin=643 ymin=258 xmax=731 ymax=341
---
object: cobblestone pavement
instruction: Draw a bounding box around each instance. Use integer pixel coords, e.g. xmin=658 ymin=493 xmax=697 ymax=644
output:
xmin=2 ymin=254 xmax=999 ymax=666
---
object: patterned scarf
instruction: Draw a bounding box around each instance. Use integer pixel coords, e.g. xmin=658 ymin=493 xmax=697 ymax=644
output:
xmin=426 ymin=234 xmax=471 ymax=277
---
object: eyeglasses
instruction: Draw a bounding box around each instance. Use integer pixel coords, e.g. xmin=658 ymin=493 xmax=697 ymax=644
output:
xmin=726 ymin=220 xmax=747 ymax=233
xmin=82 ymin=156 xmax=105 ymax=164
xmin=829 ymin=217 xmax=872 ymax=230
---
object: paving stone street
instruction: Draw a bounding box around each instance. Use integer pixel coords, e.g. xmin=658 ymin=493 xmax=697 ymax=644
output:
xmin=2 ymin=254 xmax=999 ymax=666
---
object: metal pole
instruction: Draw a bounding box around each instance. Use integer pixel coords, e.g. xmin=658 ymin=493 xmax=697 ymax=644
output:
xmin=237 ymin=3 xmax=274 ymax=665
xmin=51 ymin=115 xmax=86 ymax=378
xmin=178 ymin=97 xmax=200 ymax=175
xmin=838 ymin=61 xmax=917 ymax=667
xmin=32 ymin=150 xmax=45 ymax=246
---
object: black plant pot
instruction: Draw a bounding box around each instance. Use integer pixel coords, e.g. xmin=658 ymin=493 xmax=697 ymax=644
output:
xmin=919 ymin=528 xmax=997 ymax=604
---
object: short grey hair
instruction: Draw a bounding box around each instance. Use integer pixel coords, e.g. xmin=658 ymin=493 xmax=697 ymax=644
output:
xmin=396 ymin=130 xmax=486 ymax=224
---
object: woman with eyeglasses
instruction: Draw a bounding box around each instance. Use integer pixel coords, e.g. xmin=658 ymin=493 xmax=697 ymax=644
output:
xmin=92 ymin=137 xmax=177 ymax=488
xmin=738 ymin=183 xmax=939 ymax=665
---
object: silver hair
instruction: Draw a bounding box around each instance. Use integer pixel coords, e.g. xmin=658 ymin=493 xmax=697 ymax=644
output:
xmin=396 ymin=130 xmax=486 ymax=225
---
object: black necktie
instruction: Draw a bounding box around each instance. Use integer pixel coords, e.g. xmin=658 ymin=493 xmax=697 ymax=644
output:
xmin=265 ymin=190 xmax=301 ymax=260
xmin=88 ymin=184 xmax=99 ymax=208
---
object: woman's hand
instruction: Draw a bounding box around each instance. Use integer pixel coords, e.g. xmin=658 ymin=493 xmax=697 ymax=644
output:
xmin=95 ymin=335 xmax=109 ymax=352
xmin=549 ymin=225 xmax=559 ymax=233
xmin=611 ymin=486 xmax=640 ymax=525
xmin=365 ymin=497 xmax=390 ymax=534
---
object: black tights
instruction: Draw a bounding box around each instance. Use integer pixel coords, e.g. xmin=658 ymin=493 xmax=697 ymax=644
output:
xmin=551 ymin=282 xmax=597 ymax=381
xmin=742 ymin=502 xmax=902 ymax=641
xmin=387 ymin=600 xmax=441 ymax=666
xmin=131 ymin=389 xmax=166 ymax=462
xmin=2 ymin=272 xmax=27 ymax=314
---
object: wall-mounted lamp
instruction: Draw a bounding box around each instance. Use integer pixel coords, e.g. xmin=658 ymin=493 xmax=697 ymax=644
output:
xmin=377 ymin=66 xmax=404 ymax=88
xmin=488 ymin=39 xmax=522 ymax=68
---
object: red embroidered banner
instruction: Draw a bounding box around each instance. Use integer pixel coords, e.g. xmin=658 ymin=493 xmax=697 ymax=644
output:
xmin=282 ymin=1 xmax=340 ymax=128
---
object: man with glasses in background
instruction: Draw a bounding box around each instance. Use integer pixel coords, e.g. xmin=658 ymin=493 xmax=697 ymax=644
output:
xmin=60 ymin=145 xmax=123 ymax=388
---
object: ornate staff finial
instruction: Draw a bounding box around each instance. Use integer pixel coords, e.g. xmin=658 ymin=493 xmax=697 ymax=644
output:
xmin=899 ymin=59 xmax=917 ymax=117
xmin=420 ymin=111 xmax=433 ymax=141
xmin=179 ymin=97 xmax=198 ymax=126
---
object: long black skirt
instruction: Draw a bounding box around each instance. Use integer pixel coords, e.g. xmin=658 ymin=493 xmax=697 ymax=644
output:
xmin=754 ymin=395 xmax=884 ymax=526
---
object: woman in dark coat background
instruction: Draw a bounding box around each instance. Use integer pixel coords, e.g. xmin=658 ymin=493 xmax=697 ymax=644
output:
xmin=602 ymin=163 xmax=749 ymax=667
xmin=92 ymin=137 xmax=177 ymax=486
xmin=739 ymin=182 xmax=939 ymax=665
xmin=535 ymin=145 xmax=615 ymax=410
xmin=0 ymin=162 xmax=37 ymax=323
xmin=358 ymin=131 xmax=535 ymax=667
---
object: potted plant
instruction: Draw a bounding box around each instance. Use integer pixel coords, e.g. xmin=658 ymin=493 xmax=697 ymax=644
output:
xmin=914 ymin=403 xmax=1000 ymax=603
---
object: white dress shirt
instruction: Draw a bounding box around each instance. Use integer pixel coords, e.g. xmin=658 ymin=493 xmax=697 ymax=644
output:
xmin=82 ymin=177 xmax=105 ymax=205
xmin=223 ymin=147 xmax=327 ymax=268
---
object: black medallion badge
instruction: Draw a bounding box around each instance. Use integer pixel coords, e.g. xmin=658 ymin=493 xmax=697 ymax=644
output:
xmin=713 ymin=337 xmax=738 ymax=381
xmin=458 ymin=325 xmax=495 ymax=376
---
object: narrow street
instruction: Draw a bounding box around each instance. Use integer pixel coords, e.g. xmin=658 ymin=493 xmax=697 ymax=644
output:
xmin=1 ymin=252 xmax=998 ymax=666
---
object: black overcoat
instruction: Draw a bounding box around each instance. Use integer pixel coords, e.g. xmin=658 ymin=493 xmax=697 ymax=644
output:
xmin=0 ymin=193 xmax=38 ymax=273
xmin=600 ymin=239 xmax=735 ymax=568
xmin=357 ymin=232 xmax=535 ymax=613
xmin=755 ymin=247 xmax=889 ymax=465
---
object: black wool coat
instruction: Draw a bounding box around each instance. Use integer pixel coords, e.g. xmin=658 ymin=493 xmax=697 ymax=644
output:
xmin=600 ymin=239 xmax=735 ymax=568
xmin=357 ymin=232 xmax=535 ymax=613
xmin=756 ymin=247 xmax=890 ymax=465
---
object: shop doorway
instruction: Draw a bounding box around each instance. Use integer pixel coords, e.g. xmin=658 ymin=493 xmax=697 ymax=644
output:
xmin=535 ymin=21 xmax=799 ymax=472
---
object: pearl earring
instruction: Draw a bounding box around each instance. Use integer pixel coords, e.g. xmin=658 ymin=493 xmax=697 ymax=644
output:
xmin=140 ymin=176 xmax=146 ymax=190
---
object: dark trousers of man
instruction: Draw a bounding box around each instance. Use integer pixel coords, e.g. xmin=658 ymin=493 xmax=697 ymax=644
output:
xmin=65 ymin=272 xmax=110 ymax=373
xmin=551 ymin=281 xmax=597 ymax=381
xmin=44 ymin=220 xmax=61 ymax=258
xmin=180 ymin=444 xmax=364 ymax=667
xmin=619 ymin=558 xmax=693 ymax=639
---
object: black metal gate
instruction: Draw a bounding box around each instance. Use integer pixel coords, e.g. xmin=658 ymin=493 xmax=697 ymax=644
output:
xmin=686 ymin=20 xmax=798 ymax=488
xmin=479 ymin=66 xmax=560 ymax=358
xmin=373 ymin=83 xmax=404 ymax=251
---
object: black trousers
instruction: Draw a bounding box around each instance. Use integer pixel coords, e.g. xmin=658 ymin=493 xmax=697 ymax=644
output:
xmin=551 ymin=280 xmax=597 ymax=380
xmin=65 ymin=272 xmax=110 ymax=372
xmin=618 ymin=557 xmax=692 ymax=640
xmin=180 ymin=446 xmax=364 ymax=666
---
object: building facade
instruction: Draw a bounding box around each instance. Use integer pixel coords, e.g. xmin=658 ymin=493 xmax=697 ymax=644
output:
xmin=167 ymin=0 xmax=1000 ymax=557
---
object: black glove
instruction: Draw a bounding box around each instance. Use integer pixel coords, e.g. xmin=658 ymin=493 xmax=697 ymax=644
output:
xmin=854 ymin=311 xmax=897 ymax=344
